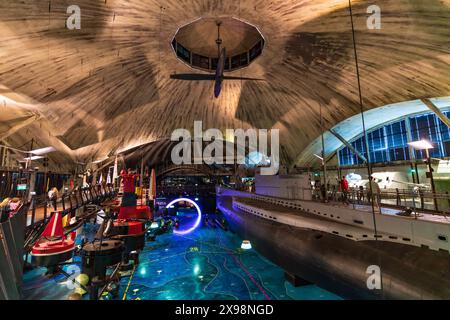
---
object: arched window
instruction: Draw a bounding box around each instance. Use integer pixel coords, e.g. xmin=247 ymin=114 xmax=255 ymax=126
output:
xmin=338 ymin=109 xmax=450 ymax=166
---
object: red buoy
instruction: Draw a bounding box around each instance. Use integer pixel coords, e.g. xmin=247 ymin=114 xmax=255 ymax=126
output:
xmin=31 ymin=211 xmax=75 ymax=267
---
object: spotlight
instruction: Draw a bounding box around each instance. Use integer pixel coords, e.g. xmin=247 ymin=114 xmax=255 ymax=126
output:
xmin=150 ymin=221 xmax=159 ymax=229
xmin=241 ymin=240 xmax=252 ymax=250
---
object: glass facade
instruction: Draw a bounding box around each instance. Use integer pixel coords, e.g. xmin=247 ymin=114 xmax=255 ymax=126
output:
xmin=172 ymin=39 xmax=264 ymax=72
xmin=338 ymin=110 xmax=450 ymax=166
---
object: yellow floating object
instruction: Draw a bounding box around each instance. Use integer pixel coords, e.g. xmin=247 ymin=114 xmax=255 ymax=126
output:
xmin=73 ymin=273 xmax=89 ymax=295
xmin=76 ymin=274 xmax=89 ymax=286
xmin=62 ymin=214 xmax=69 ymax=227
xmin=74 ymin=287 xmax=87 ymax=296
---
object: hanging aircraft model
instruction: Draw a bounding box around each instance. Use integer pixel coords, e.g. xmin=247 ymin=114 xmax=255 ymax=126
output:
xmin=170 ymin=21 xmax=263 ymax=98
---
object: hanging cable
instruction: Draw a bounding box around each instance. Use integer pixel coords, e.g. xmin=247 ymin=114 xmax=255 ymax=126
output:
xmin=320 ymin=103 xmax=327 ymax=199
xmin=158 ymin=5 xmax=164 ymax=134
xmin=348 ymin=0 xmax=384 ymax=295
xmin=349 ymin=0 xmax=377 ymax=225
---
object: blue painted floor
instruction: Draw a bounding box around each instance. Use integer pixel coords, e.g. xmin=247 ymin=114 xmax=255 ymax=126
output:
xmin=23 ymin=216 xmax=341 ymax=300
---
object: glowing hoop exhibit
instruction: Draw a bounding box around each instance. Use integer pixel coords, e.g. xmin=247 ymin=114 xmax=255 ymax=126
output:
xmin=166 ymin=198 xmax=202 ymax=235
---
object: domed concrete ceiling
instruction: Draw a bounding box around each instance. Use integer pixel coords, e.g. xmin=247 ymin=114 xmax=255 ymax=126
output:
xmin=0 ymin=0 xmax=449 ymax=169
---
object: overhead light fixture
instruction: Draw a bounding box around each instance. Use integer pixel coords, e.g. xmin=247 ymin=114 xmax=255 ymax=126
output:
xmin=24 ymin=156 xmax=44 ymax=161
xmin=408 ymin=140 xmax=434 ymax=150
xmin=30 ymin=147 xmax=56 ymax=156
xmin=313 ymin=154 xmax=324 ymax=161
xmin=241 ymin=240 xmax=252 ymax=250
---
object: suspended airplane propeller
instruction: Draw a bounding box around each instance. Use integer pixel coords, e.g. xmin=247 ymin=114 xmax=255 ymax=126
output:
xmin=170 ymin=21 xmax=264 ymax=98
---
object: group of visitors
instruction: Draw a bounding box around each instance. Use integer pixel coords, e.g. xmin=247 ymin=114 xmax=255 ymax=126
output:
xmin=336 ymin=175 xmax=382 ymax=213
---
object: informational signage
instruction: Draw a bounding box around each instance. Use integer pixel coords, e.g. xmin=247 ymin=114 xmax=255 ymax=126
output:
xmin=17 ymin=184 xmax=27 ymax=191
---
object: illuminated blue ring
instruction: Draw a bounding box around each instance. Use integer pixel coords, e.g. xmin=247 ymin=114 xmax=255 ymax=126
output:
xmin=166 ymin=198 xmax=202 ymax=235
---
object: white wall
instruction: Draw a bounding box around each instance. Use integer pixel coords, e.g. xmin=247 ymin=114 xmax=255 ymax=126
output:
xmin=255 ymin=174 xmax=312 ymax=200
xmin=322 ymin=164 xmax=430 ymax=190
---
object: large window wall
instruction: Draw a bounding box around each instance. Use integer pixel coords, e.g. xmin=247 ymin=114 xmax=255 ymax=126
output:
xmin=338 ymin=110 xmax=450 ymax=166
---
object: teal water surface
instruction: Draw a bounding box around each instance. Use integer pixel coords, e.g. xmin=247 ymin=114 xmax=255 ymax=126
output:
xmin=23 ymin=218 xmax=341 ymax=300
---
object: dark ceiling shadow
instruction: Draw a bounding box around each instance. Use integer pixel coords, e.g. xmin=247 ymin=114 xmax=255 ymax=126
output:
xmin=56 ymin=119 xmax=98 ymax=150
xmin=41 ymin=0 xmax=111 ymax=40
xmin=123 ymin=139 xmax=176 ymax=169
xmin=123 ymin=137 xmax=251 ymax=169
xmin=44 ymin=50 xmax=159 ymax=150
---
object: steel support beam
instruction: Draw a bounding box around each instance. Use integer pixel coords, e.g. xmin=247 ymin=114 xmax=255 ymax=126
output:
xmin=422 ymin=98 xmax=450 ymax=129
xmin=329 ymin=129 xmax=367 ymax=163
xmin=0 ymin=115 xmax=39 ymax=141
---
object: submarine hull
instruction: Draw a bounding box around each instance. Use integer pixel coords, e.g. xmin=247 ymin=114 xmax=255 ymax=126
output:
xmin=217 ymin=195 xmax=450 ymax=300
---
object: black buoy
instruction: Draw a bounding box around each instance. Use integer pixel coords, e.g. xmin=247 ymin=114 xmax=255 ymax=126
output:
xmin=110 ymin=221 xmax=145 ymax=266
xmin=89 ymin=276 xmax=104 ymax=301
xmin=81 ymin=240 xmax=124 ymax=279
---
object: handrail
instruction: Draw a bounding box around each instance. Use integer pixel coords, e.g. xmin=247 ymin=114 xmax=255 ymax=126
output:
xmin=224 ymin=184 xmax=450 ymax=217
xmin=26 ymin=183 xmax=117 ymax=228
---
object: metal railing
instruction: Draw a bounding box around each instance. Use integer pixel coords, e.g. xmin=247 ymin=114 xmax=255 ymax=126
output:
xmin=23 ymin=184 xmax=117 ymax=255
xmin=312 ymin=187 xmax=450 ymax=217
xmin=27 ymin=183 xmax=116 ymax=228
xmin=225 ymin=184 xmax=450 ymax=217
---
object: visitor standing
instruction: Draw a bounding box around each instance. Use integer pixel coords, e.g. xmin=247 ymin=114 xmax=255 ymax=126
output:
xmin=340 ymin=176 xmax=349 ymax=204
xmin=48 ymin=187 xmax=58 ymax=211
xmin=366 ymin=176 xmax=381 ymax=213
